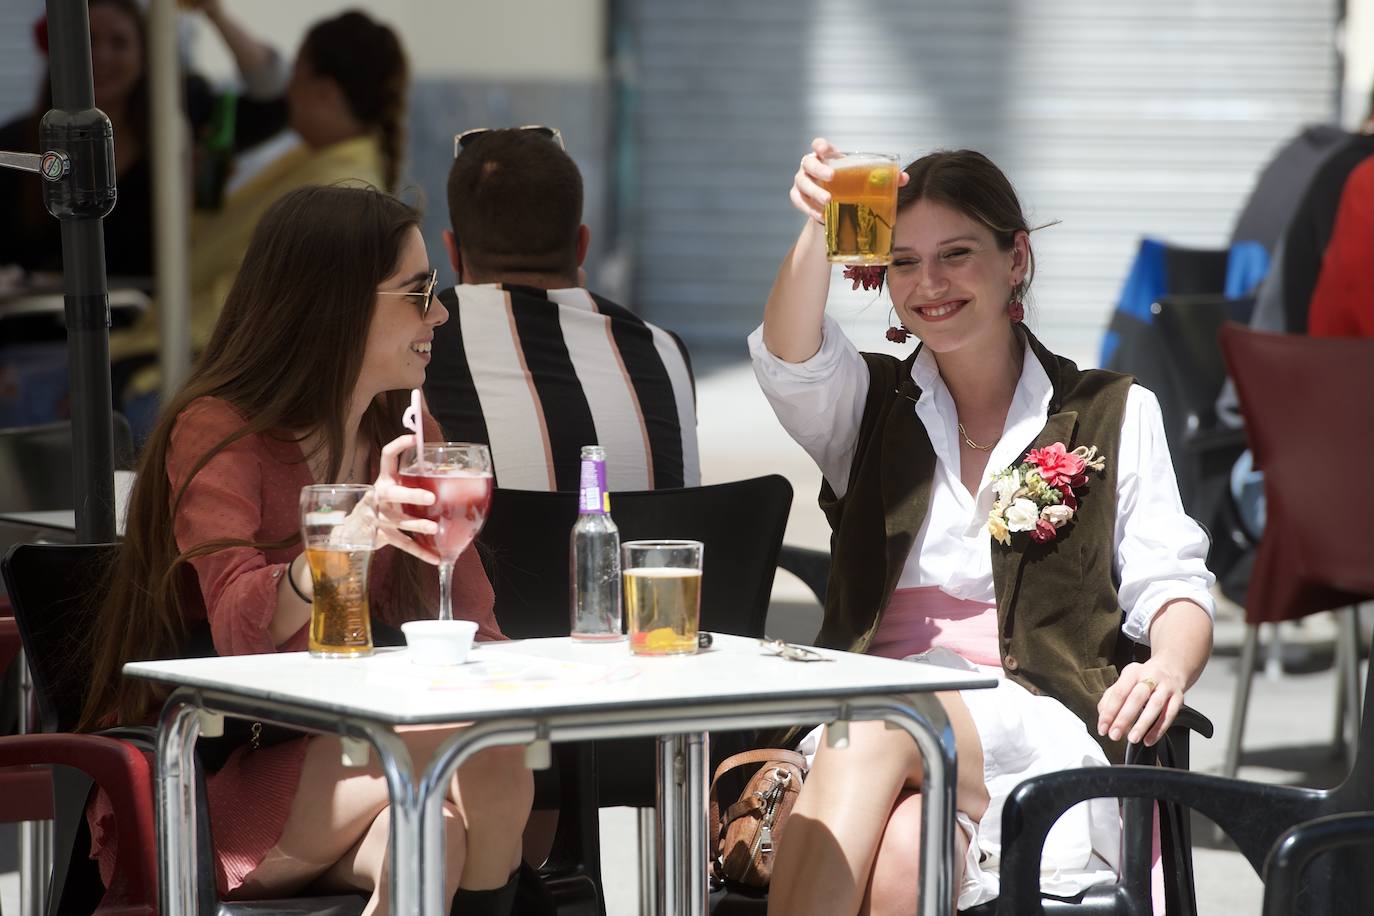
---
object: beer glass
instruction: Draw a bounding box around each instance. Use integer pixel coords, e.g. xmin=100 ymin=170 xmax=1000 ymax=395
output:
xmin=299 ymin=484 xmax=378 ymax=658
xmin=399 ymin=443 xmax=494 ymax=621
xmin=622 ymin=540 xmax=703 ymax=656
xmin=822 ymin=152 xmax=900 ymax=265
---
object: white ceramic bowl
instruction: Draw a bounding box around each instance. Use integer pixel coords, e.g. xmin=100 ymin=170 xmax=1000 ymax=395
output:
xmin=401 ymin=620 xmax=478 ymax=666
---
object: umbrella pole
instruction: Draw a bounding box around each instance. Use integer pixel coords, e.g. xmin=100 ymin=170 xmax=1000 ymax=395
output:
xmin=45 ymin=0 xmax=117 ymax=544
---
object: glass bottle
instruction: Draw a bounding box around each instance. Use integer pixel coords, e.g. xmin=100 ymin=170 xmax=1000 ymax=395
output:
xmin=570 ymin=446 xmax=623 ymax=640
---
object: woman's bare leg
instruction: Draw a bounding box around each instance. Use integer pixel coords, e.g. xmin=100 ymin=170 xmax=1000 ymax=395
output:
xmin=229 ymin=728 xmax=531 ymax=898
xmin=766 ymin=691 xmax=988 ymax=916
xmin=315 ymin=802 xmax=468 ymax=916
xmin=859 ymin=791 xmax=970 ymax=916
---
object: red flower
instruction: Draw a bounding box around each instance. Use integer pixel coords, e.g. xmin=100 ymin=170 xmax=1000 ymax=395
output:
xmin=1029 ymin=517 xmax=1058 ymax=543
xmin=1026 ymin=442 xmax=1085 ymax=490
xmin=843 ymin=265 xmax=886 ymax=292
xmin=1060 ymin=485 xmax=1078 ymax=511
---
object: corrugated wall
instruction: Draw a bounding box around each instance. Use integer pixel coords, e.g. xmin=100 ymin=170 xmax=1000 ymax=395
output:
xmin=627 ymin=0 xmax=1339 ymax=365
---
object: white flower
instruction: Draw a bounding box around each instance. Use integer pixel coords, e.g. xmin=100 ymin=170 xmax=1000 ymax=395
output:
xmin=1004 ymin=498 xmax=1040 ymax=532
xmin=1041 ymin=504 xmax=1074 ymax=529
xmin=994 ymin=468 xmax=1022 ymax=506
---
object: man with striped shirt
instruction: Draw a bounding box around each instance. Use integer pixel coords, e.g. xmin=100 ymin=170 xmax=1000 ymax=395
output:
xmin=425 ymin=127 xmax=700 ymax=491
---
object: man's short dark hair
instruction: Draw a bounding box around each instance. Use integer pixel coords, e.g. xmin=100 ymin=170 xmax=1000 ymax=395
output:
xmin=446 ymin=129 xmax=583 ymax=278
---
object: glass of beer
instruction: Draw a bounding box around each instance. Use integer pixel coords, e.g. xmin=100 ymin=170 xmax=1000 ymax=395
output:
xmin=822 ymin=152 xmax=900 ymax=265
xmin=299 ymin=484 xmax=378 ymax=658
xmin=622 ymin=540 xmax=703 ymax=656
xmin=398 ymin=443 xmax=494 ymax=621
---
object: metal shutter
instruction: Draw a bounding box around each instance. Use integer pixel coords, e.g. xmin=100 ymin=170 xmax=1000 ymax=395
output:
xmin=628 ymin=0 xmax=1338 ymax=365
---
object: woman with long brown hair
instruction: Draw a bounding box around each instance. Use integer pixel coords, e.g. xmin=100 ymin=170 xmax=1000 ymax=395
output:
xmin=81 ymin=185 xmax=532 ymax=914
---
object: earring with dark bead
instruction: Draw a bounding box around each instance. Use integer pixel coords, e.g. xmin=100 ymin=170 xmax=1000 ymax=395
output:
xmin=885 ymin=307 xmax=911 ymax=343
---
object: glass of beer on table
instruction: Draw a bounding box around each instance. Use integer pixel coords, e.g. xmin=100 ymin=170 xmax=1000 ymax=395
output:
xmin=399 ymin=442 xmax=494 ymax=621
xmin=299 ymin=484 xmax=378 ymax=658
xmin=622 ymin=540 xmax=703 ymax=656
xmin=822 ymin=152 xmax=900 ymax=265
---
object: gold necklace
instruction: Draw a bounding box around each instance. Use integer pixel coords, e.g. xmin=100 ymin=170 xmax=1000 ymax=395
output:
xmin=957 ymin=422 xmax=995 ymax=451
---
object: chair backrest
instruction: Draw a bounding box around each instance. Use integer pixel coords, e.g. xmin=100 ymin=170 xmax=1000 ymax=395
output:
xmin=1152 ymin=294 xmax=1255 ymax=436
xmin=1219 ymin=325 xmax=1374 ymax=622
xmin=479 ymin=475 xmax=793 ymax=640
xmin=0 ymin=416 xmax=134 ymax=512
xmin=0 ymin=543 xmax=118 ymax=733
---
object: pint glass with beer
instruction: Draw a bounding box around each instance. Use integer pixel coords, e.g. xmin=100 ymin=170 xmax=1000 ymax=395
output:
xmin=299 ymin=484 xmax=378 ymax=658
xmin=623 ymin=540 xmax=703 ymax=656
xmin=822 ymin=152 xmax=900 ymax=265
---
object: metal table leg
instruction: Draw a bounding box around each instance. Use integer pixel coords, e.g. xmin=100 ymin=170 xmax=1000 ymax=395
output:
xmin=359 ymin=726 xmax=422 ymax=916
xmin=682 ymin=732 xmax=708 ymax=915
xmin=656 ymin=735 xmax=681 ymax=915
xmin=880 ymin=694 xmax=957 ymax=916
xmin=17 ymin=649 xmax=50 ymax=916
xmin=155 ymin=698 xmax=203 ymax=916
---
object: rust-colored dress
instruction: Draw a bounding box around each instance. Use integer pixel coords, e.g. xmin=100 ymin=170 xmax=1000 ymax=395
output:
xmin=90 ymin=397 xmax=503 ymax=893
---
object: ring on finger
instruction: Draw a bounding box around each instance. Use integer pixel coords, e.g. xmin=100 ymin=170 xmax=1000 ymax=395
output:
xmin=1140 ymin=676 xmax=1158 ymax=692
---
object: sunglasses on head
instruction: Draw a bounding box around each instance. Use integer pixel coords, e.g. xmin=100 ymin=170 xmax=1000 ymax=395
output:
xmin=452 ymin=125 xmax=565 ymax=157
xmin=377 ymin=267 xmax=439 ymax=318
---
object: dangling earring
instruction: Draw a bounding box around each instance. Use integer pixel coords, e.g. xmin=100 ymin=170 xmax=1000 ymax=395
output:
xmin=1008 ymin=298 xmax=1025 ymax=323
xmin=886 ymin=307 xmax=911 ymax=343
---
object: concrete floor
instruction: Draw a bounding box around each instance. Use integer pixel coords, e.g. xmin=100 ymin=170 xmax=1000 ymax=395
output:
xmin=1 ymin=357 xmax=1365 ymax=915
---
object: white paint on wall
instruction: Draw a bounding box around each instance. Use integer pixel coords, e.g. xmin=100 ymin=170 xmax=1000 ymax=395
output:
xmin=184 ymin=0 xmax=606 ymax=85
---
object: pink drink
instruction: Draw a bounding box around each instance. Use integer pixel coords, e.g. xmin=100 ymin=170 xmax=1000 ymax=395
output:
xmin=400 ymin=468 xmax=493 ymax=561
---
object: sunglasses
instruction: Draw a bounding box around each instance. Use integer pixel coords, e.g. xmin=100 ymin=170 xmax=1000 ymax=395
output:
xmin=377 ymin=267 xmax=438 ymax=318
xmin=452 ymin=125 xmax=565 ymax=157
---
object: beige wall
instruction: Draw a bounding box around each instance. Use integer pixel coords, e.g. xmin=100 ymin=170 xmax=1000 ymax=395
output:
xmin=1344 ymin=0 xmax=1374 ymax=127
xmin=187 ymin=0 xmax=605 ymax=82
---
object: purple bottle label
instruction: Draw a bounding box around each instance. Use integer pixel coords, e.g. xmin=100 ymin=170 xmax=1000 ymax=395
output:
xmin=579 ymin=458 xmax=607 ymax=514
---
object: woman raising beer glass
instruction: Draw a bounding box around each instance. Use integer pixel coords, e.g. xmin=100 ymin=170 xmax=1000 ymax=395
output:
xmin=752 ymin=139 xmax=1215 ymax=914
xmin=79 ymin=186 xmax=533 ymax=914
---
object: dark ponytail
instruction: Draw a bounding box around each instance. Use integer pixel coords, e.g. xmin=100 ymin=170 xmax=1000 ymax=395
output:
xmin=300 ymin=10 xmax=409 ymax=192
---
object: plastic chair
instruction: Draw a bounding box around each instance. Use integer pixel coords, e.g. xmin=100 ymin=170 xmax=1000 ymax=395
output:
xmin=478 ymin=475 xmax=794 ymax=914
xmin=0 ymin=542 xmax=368 ymax=916
xmin=1217 ymin=326 xmax=1374 ymax=779
xmin=1147 ymin=295 xmax=1257 ymax=600
xmin=998 ymin=617 xmax=1374 ymax=916
xmin=1261 ymin=812 xmax=1374 ymax=916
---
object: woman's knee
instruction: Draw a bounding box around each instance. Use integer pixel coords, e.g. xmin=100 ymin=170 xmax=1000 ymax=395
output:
xmin=456 ymin=745 xmax=534 ymax=825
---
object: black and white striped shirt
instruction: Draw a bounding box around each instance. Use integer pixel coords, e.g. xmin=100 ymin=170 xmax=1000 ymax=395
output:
xmin=425 ymin=283 xmax=700 ymax=492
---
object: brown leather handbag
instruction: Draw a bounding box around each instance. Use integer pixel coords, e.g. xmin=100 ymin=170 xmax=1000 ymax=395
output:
xmin=708 ymin=748 xmax=809 ymax=888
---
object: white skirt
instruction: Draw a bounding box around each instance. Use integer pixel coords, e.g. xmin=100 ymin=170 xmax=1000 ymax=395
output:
xmin=798 ymin=664 xmax=1121 ymax=910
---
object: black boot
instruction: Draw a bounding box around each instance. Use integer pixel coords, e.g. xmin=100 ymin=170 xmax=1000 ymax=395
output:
xmin=450 ymin=869 xmax=519 ymax=916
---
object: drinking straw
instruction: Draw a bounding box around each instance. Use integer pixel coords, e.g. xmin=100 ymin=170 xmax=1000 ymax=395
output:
xmin=402 ymin=389 xmax=425 ymax=460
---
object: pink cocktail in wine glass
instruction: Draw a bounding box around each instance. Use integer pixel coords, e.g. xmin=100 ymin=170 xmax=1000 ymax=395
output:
xmin=399 ymin=443 xmax=493 ymax=621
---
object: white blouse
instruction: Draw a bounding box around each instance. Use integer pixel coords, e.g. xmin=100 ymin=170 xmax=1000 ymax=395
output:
xmin=748 ymin=316 xmax=1215 ymax=645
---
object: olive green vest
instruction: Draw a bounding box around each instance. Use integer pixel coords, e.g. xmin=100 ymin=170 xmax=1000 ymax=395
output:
xmin=816 ymin=328 xmax=1143 ymax=762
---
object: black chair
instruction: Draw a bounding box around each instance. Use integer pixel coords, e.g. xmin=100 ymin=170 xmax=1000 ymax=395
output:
xmin=479 ymin=475 xmax=794 ymax=911
xmin=1148 ymin=294 xmax=1256 ymax=599
xmin=1261 ymin=813 xmax=1374 ymax=916
xmin=999 ymin=622 xmax=1374 ymax=916
xmin=0 ymin=542 xmax=368 ymax=916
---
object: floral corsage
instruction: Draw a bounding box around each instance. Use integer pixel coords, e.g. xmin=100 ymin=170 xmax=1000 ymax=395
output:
xmin=987 ymin=443 xmax=1106 ymax=546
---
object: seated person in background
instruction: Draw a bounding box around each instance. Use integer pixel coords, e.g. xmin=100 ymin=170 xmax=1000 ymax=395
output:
xmin=80 ymin=186 xmax=532 ymax=914
xmin=110 ymin=9 xmax=411 ymax=429
xmin=1307 ymin=154 xmax=1374 ymax=338
xmin=425 ymin=127 xmax=699 ymax=491
xmin=753 ymin=140 xmax=1214 ymax=914
xmin=0 ymin=0 xmax=284 ymax=429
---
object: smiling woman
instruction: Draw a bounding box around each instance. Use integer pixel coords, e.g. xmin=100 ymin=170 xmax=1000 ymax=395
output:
xmin=751 ymin=140 xmax=1215 ymax=915
xmin=79 ymin=185 xmax=532 ymax=912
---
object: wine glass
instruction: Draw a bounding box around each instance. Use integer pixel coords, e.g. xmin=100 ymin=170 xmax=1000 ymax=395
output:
xmin=399 ymin=443 xmax=493 ymax=621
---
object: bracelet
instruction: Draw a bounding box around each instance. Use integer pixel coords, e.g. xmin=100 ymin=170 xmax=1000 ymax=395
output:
xmin=287 ymin=555 xmax=312 ymax=604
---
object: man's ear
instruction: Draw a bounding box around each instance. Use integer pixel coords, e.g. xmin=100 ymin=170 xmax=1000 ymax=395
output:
xmin=575 ymin=224 xmax=591 ymax=266
xmin=443 ymin=229 xmax=462 ymax=280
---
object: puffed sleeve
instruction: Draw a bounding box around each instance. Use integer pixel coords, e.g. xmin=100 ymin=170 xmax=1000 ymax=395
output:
xmin=168 ymin=399 xmax=293 ymax=656
xmin=748 ymin=315 xmax=869 ymax=497
xmin=1114 ymin=386 xmax=1216 ymax=645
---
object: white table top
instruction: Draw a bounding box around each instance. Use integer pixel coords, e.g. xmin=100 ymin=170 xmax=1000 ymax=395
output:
xmin=124 ymin=634 xmax=995 ymax=725
xmin=0 ymin=470 xmax=133 ymax=537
